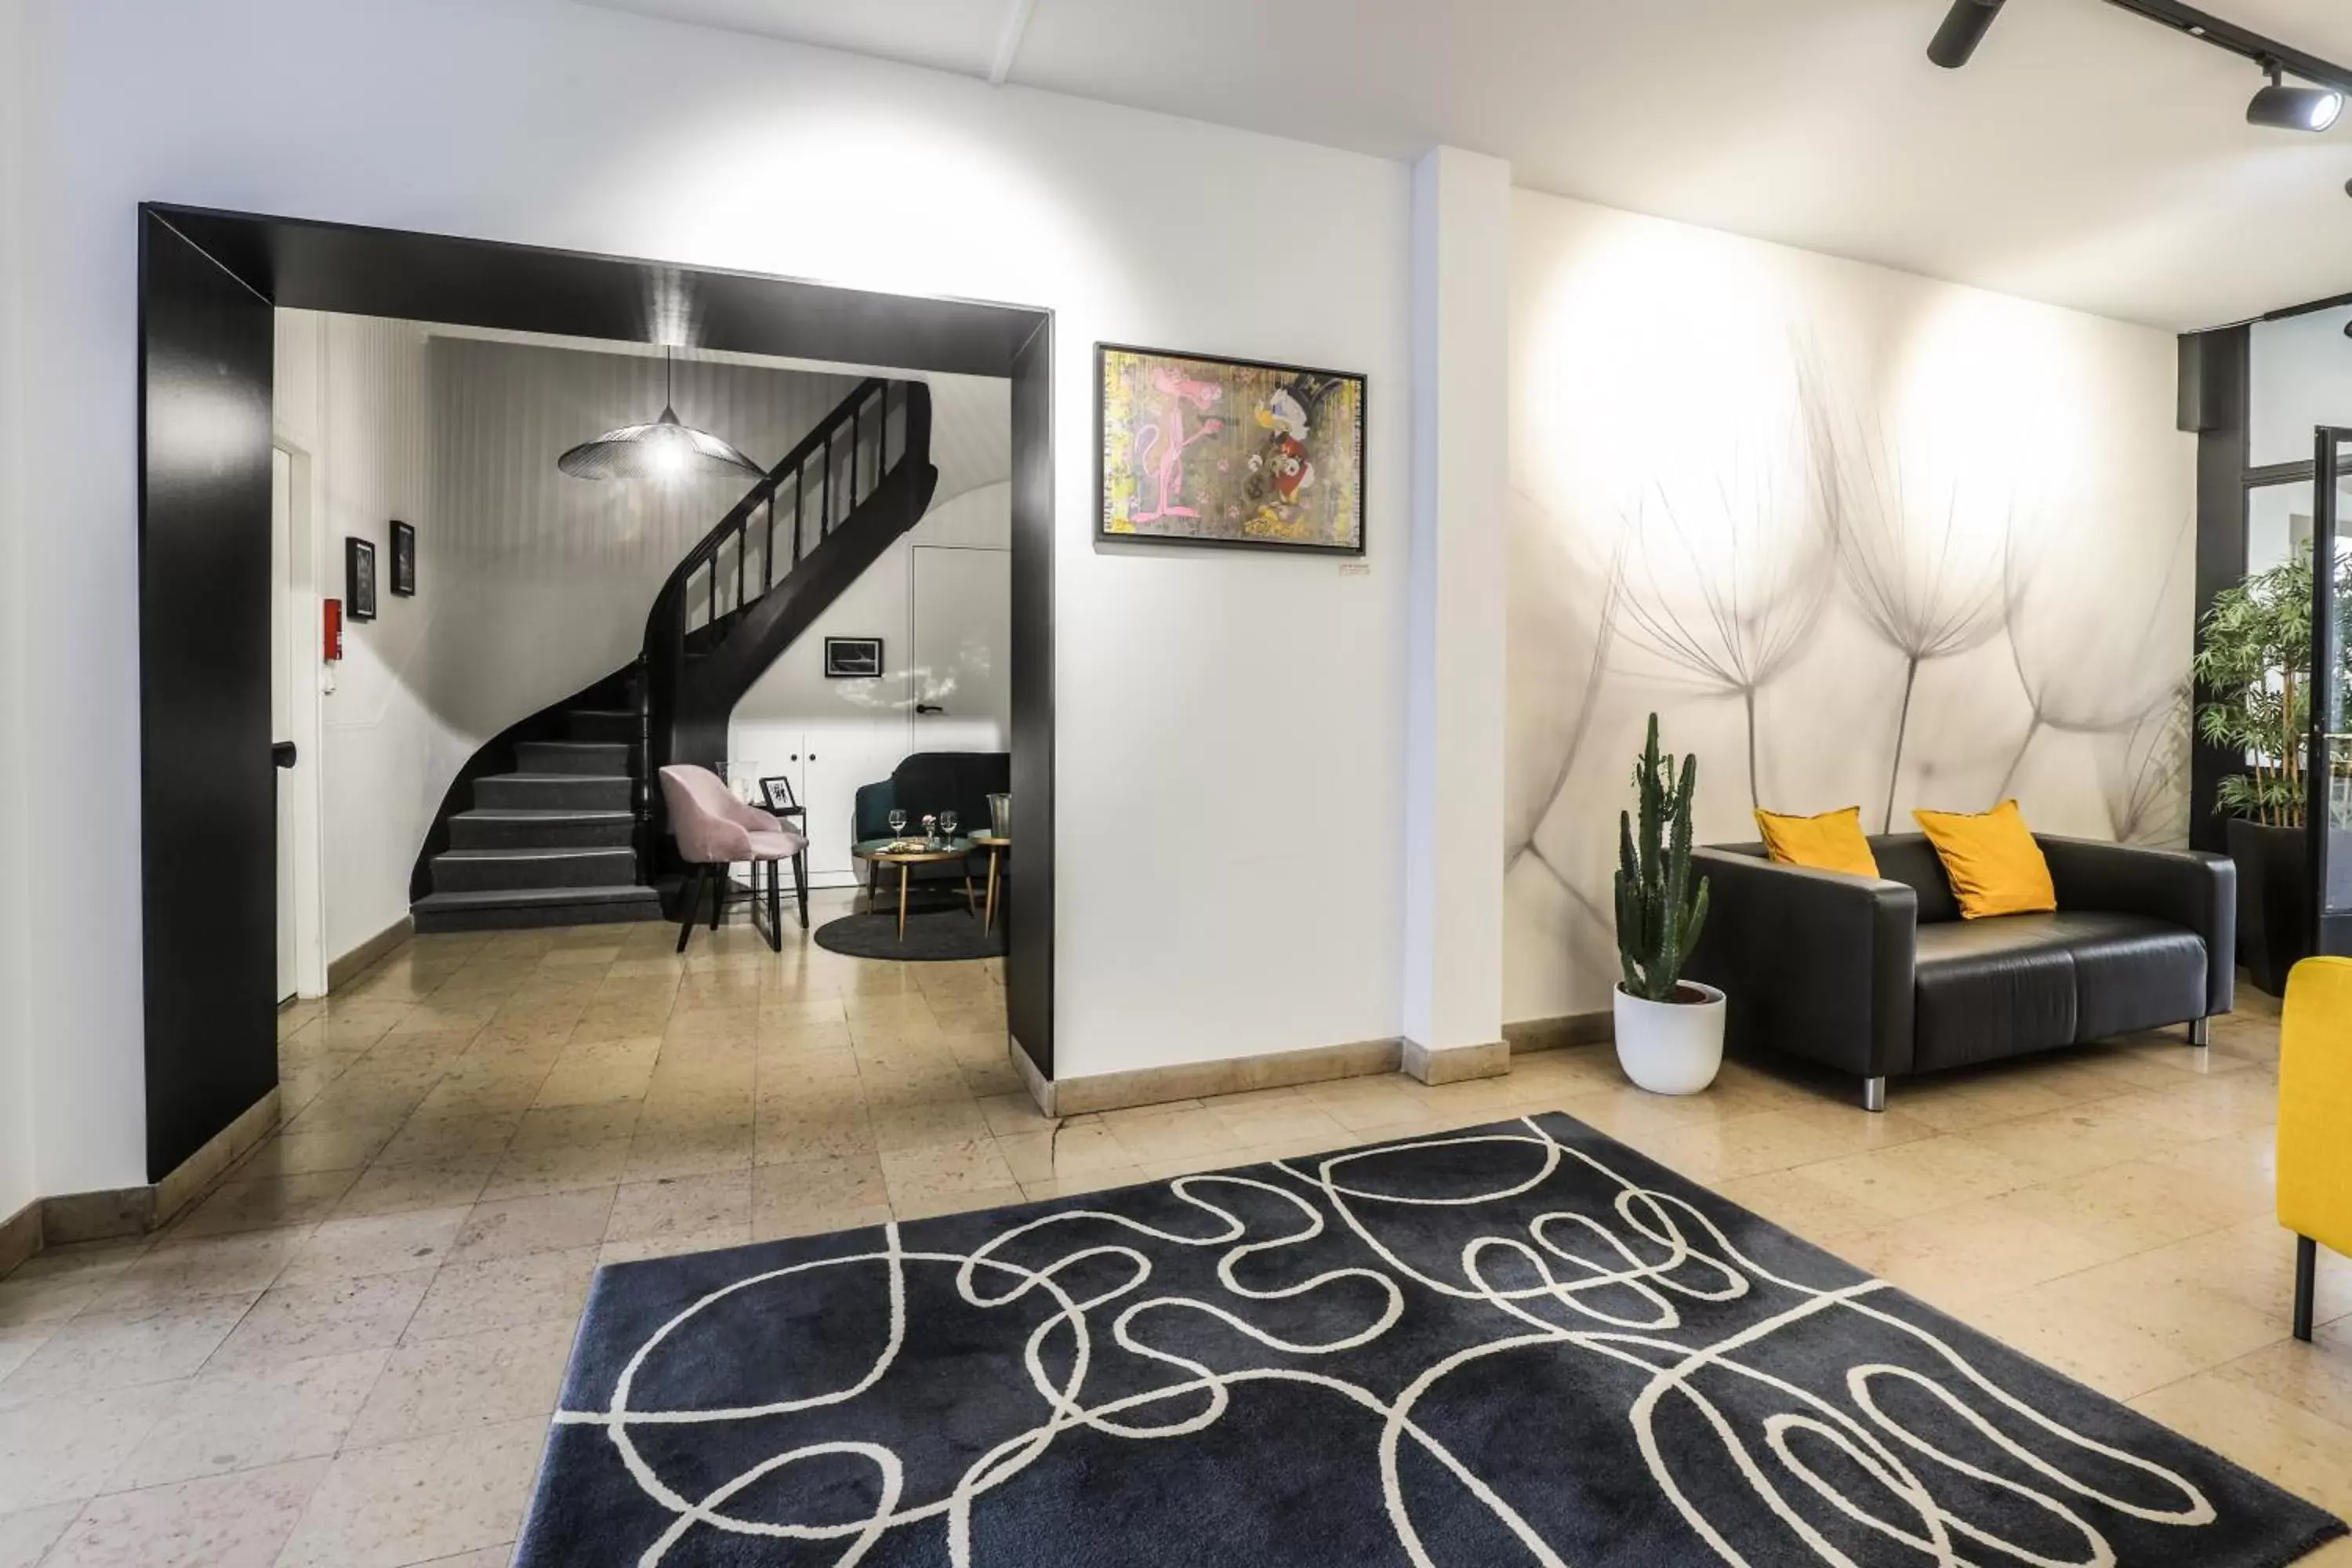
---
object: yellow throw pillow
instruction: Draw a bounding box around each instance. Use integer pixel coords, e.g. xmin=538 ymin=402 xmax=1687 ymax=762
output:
xmin=1912 ymin=799 xmax=2056 ymax=919
xmin=1754 ymin=806 xmax=1880 ymax=878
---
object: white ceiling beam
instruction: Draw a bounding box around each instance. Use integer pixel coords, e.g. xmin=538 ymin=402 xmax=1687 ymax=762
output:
xmin=989 ymin=0 xmax=1036 ymax=85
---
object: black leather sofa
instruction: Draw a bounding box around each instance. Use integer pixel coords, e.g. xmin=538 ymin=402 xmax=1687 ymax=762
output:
xmin=1683 ymin=833 xmax=2234 ymax=1110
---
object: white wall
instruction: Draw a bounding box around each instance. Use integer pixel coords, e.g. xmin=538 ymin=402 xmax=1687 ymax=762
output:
xmin=13 ymin=0 xmax=154 ymax=1199
xmin=9 ymin=0 xmax=1413 ymax=1188
xmin=274 ymin=313 xmax=443 ymax=964
xmin=1505 ymin=191 xmax=2195 ymax=1024
xmin=0 ymin=0 xmax=38 ymax=1221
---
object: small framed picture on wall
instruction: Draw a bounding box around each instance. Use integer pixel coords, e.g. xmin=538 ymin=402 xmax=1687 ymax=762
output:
xmin=824 ymin=637 xmax=883 ymax=678
xmin=390 ymin=521 xmax=416 ymax=597
xmin=345 ymin=537 xmax=378 ymax=622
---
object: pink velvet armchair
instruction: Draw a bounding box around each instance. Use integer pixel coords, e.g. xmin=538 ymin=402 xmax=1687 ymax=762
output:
xmin=658 ymin=765 xmax=808 ymax=953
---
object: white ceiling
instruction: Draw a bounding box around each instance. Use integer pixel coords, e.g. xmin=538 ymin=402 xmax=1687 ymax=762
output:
xmin=579 ymin=0 xmax=2352 ymax=331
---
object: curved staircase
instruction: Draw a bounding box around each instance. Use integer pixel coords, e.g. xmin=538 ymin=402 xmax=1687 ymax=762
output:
xmin=411 ymin=376 xmax=937 ymax=933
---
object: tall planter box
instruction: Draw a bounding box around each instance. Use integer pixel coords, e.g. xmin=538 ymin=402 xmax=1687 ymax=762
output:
xmin=2228 ymin=816 xmax=2309 ymax=996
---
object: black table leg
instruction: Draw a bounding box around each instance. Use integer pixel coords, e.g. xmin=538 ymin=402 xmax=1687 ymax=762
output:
xmin=2295 ymin=1234 xmax=2318 ymax=1341
xmin=764 ymin=858 xmax=782 ymax=951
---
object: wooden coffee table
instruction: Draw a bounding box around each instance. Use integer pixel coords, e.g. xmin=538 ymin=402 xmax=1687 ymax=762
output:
xmin=970 ymin=833 xmax=1010 ymax=935
xmin=851 ymin=837 xmax=977 ymax=940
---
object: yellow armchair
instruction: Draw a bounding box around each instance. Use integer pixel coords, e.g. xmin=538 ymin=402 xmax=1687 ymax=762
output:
xmin=2280 ymin=955 xmax=2352 ymax=1341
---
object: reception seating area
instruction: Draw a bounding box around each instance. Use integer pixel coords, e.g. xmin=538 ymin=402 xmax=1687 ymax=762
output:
xmin=1692 ymin=828 xmax=2236 ymax=1110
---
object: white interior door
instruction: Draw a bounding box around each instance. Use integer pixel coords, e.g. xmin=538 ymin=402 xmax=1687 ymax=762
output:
xmin=270 ymin=448 xmax=299 ymax=1004
xmin=908 ymin=545 xmax=1011 ymax=759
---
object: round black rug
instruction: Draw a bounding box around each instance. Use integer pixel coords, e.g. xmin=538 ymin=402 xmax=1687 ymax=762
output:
xmin=814 ymin=905 xmax=1005 ymax=961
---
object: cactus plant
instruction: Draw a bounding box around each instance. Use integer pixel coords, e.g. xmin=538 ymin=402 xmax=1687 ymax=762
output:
xmin=1615 ymin=713 xmax=1711 ymax=1003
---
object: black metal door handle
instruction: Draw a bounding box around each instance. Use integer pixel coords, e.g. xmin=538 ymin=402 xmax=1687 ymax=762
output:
xmin=915 ymin=703 xmax=945 ymax=715
xmin=272 ymin=742 xmax=298 ymax=769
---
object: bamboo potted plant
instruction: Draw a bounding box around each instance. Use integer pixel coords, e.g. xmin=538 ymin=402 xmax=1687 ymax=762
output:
xmin=2193 ymin=558 xmax=2325 ymax=993
xmin=1612 ymin=714 xmax=1722 ymax=1094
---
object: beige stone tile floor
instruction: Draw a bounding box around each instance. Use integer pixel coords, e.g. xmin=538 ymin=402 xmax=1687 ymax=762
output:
xmin=2 ymin=896 xmax=2348 ymax=1565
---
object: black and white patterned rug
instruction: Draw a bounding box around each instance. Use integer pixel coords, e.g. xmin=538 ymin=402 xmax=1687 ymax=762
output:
xmin=515 ymin=1112 xmax=2344 ymax=1566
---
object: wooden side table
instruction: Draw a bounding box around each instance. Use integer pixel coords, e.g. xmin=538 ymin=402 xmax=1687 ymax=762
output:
xmin=851 ymin=837 xmax=978 ymax=941
xmin=970 ymin=833 xmax=1010 ymax=935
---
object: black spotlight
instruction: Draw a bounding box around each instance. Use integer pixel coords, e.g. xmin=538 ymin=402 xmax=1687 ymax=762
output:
xmin=2249 ymin=64 xmax=2344 ymax=131
xmin=1928 ymin=0 xmax=2009 ymax=70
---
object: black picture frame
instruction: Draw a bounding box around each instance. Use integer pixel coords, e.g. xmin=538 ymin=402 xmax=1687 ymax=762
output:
xmin=757 ymin=775 xmax=800 ymax=814
xmin=390 ymin=520 xmax=416 ymax=597
xmin=824 ymin=636 xmax=884 ymax=678
xmin=345 ymin=537 xmax=377 ymax=622
xmin=1094 ymin=341 xmax=1368 ymax=557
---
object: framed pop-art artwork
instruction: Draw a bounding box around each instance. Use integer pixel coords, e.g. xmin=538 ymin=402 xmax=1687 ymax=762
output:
xmin=1097 ymin=344 xmax=1367 ymax=555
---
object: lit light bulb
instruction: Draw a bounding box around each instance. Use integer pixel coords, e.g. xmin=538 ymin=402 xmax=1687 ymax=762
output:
xmin=650 ymin=428 xmax=688 ymax=481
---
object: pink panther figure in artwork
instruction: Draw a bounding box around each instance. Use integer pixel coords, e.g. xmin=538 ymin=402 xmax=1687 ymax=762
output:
xmin=1130 ymin=365 xmax=1225 ymax=523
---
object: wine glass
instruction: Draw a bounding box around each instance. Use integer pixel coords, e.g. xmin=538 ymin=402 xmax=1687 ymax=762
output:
xmin=887 ymin=808 xmax=907 ymax=841
xmin=938 ymin=810 xmax=959 ymax=842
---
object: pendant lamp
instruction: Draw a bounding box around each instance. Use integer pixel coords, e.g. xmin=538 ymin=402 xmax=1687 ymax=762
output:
xmin=557 ymin=347 xmax=764 ymax=481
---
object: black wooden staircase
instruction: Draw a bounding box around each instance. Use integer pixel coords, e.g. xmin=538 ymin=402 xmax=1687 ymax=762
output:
xmin=410 ymin=376 xmax=936 ymax=932
xmin=647 ymin=379 xmax=936 ymax=800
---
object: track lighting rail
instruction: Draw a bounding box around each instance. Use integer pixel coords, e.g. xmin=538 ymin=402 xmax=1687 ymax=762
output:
xmin=2096 ymin=0 xmax=2352 ymax=98
xmin=1931 ymin=0 xmax=2352 ymax=98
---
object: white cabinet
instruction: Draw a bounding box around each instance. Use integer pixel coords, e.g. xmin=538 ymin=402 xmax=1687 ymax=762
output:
xmin=733 ymin=724 xmax=904 ymax=887
xmin=800 ymin=724 xmax=870 ymax=879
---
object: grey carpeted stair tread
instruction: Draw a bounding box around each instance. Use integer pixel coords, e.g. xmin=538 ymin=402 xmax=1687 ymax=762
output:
xmin=485 ymin=771 xmax=633 ymax=782
xmin=416 ymin=883 xmax=658 ymax=906
xmin=433 ymin=851 xmax=630 ymax=865
xmin=430 ymin=845 xmax=637 ymax=892
xmin=474 ymin=773 xmax=633 ymax=810
xmin=515 ymin=740 xmax=633 ymax=775
xmin=448 ymin=807 xmax=635 ymax=851
xmin=412 ymin=882 xmax=663 ymax=933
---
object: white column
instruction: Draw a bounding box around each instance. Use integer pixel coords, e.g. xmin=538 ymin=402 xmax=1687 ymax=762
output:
xmin=1401 ymin=146 xmax=1509 ymax=1083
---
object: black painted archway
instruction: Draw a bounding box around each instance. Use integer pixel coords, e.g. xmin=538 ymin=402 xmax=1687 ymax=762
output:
xmin=137 ymin=204 xmax=1056 ymax=1179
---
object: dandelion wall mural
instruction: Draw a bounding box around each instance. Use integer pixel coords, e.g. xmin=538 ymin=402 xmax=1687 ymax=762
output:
xmin=1505 ymin=194 xmax=2196 ymax=1023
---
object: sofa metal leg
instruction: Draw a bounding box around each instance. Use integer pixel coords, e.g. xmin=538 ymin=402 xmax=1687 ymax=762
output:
xmin=2296 ymin=1234 xmax=2318 ymax=1342
xmin=1861 ymin=1076 xmax=1887 ymax=1114
xmin=2189 ymin=1015 xmax=2212 ymax=1048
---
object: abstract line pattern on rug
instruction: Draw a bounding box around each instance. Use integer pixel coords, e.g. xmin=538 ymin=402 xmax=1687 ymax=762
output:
xmin=517 ymin=1113 xmax=2343 ymax=1568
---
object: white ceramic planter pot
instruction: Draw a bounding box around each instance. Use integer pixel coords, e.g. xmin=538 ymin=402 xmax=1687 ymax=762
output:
xmin=1612 ymin=982 xmax=1726 ymax=1096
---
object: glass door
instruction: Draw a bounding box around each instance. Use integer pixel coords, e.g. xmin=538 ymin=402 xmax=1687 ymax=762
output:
xmin=2310 ymin=426 xmax=2352 ymax=956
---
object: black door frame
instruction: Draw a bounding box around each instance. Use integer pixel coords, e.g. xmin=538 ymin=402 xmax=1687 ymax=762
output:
xmin=2310 ymin=426 xmax=2352 ymax=960
xmin=136 ymin=204 xmax=1057 ymax=1180
xmin=2185 ymin=289 xmax=2352 ymax=852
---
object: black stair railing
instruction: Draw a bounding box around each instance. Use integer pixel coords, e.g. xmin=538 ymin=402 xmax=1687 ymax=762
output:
xmin=639 ymin=377 xmax=933 ymax=852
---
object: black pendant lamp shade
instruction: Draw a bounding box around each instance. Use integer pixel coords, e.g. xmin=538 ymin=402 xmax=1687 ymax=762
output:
xmin=557 ymin=347 xmax=764 ymax=481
